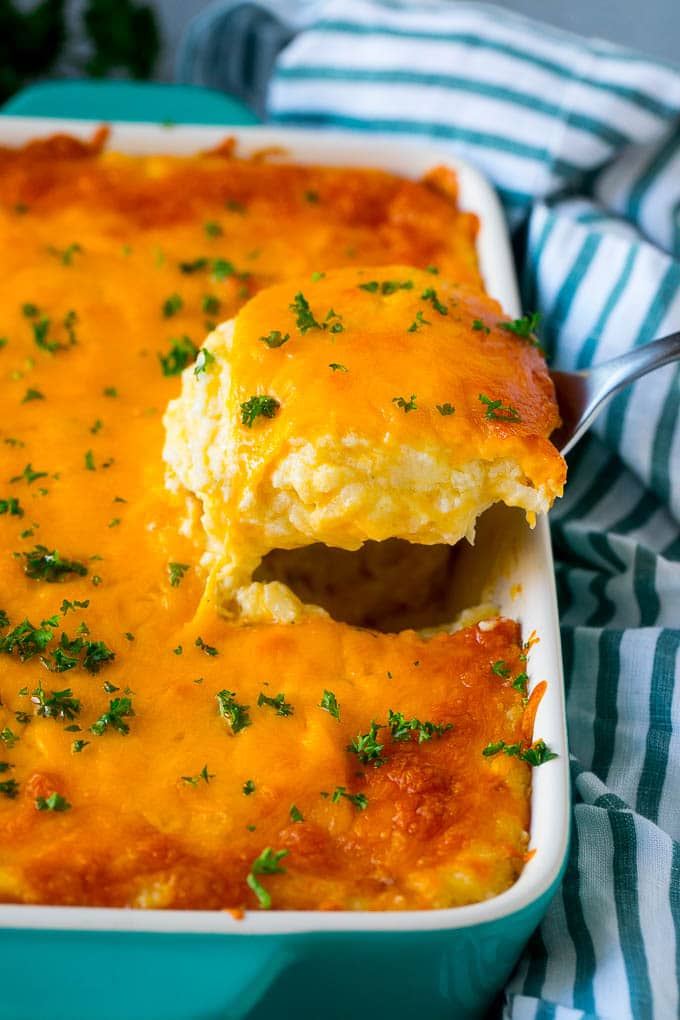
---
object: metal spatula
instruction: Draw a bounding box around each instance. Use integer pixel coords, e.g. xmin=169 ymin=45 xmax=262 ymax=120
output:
xmin=549 ymin=331 xmax=680 ymax=455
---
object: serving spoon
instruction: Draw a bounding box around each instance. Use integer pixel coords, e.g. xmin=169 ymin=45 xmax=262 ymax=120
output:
xmin=549 ymin=330 xmax=680 ymax=455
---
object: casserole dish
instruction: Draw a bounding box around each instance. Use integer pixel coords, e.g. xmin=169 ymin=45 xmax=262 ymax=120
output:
xmin=0 ymin=117 xmax=570 ymax=1020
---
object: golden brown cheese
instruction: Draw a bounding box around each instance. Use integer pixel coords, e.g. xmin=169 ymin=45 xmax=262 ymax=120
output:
xmin=164 ymin=266 xmax=565 ymax=613
xmin=0 ymin=131 xmax=541 ymax=911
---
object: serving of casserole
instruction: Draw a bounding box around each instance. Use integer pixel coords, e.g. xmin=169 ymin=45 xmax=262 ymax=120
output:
xmin=0 ymin=118 xmax=570 ymax=1020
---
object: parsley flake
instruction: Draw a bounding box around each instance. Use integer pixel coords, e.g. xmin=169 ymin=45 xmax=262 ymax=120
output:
xmin=216 ymin=690 xmax=251 ymax=734
xmin=472 ymin=319 xmax=490 ymax=335
xmin=436 ymin=403 xmax=455 ymax=416
xmin=162 ymin=293 xmax=183 ymax=318
xmin=347 ymin=721 xmax=386 ymax=767
xmin=491 ymin=660 xmax=511 ymax=679
xmin=407 ymin=310 xmax=431 ymax=333
xmin=168 ymin=562 xmax=190 ymax=587
xmin=22 ymin=388 xmax=44 ymax=403
xmin=392 ymin=394 xmax=418 ymax=413
xmin=289 ymin=804 xmax=303 ymax=822
xmin=240 ymin=395 xmax=279 ymax=428
xmin=330 ymin=787 xmax=368 ymax=811
xmin=329 ymin=363 xmax=348 ymax=373
xmin=31 ymin=683 xmax=80 ymax=721
xmin=23 ymin=546 xmax=88 ymax=582
xmin=196 ymin=635 xmax=219 ymax=656
xmin=319 ymin=689 xmax=340 ymax=720
xmin=194 ymin=347 xmax=216 ymax=375
xmin=289 ymin=292 xmax=324 ymax=334
xmin=11 ymin=463 xmax=48 ymax=485
xmin=421 ymin=287 xmax=448 ymax=315
xmin=247 ymin=847 xmax=288 ymax=909
xmin=0 ymin=497 xmax=23 ymax=517
xmin=35 ymin=792 xmax=71 ymax=812
xmin=159 ymin=336 xmax=198 ymax=376
xmin=90 ymin=697 xmax=134 ymax=736
xmin=478 ymin=394 xmax=522 ymax=423
xmin=0 ymin=779 xmax=19 ymax=799
xmin=257 ymin=691 xmax=294 ymax=717
xmin=259 ymin=331 xmax=290 ymax=349
xmin=243 ymin=780 xmax=256 ymax=795
xmin=181 ymin=764 xmax=215 ymax=786
xmin=500 ymin=312 xmax=542 ymax=340
xmin=386 ymin=709 xmax=452 ymax=744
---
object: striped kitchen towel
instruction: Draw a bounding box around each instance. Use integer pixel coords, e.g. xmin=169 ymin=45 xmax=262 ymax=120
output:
xmin=179 ymin=2 xmax=680 ymax=1017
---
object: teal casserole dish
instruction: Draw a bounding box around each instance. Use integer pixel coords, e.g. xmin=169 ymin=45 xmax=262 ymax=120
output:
xmin=0 ymin=119 xmax=570 ymax=1020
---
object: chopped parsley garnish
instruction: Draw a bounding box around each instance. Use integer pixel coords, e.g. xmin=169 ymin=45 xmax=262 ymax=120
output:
xmin=36 ymin=792 xmax=71 ymax=812
xmin=72 ymin=739 xmax=90 ymax=753
xmin=0 ymin=779 xmax=19 ymax=799
xmin=257 ymin=691 xmax=294 ymax=717
xmin=289 ymin=804 xmax=303 ymax=822
xmin=202 ymin=294 xmax=221 ymax=316
xmin=47 ymin=242 xmax=82 ymax=266
xmin=216 ymin=690 xmax=251 ymax=734
xmin=243 ymin=780 xmax=256 ymax=796
xmin=478 ymin=394 xmax=522 ymax=423
xmin=31 ymin=683 xmax=80 ymax=721
xmin=318 ymin=689 xmax=340 ymax=720
xmin=392 ymin=394 xmax=418 ymax=413
xmin=0 ymin=762 xmax=13 ymax=772
xmin=62 ymin=310 xmax=78 ymax=345
xmin=49 ymin=632 xmax=114 ymax=674
xmin=347 ymin=721 xmax=386 ymax=767
xmin=162 ymin=293 xmax=183 ymax=318
xmin=212 ymin=258 xmax=243 ymax=281
xmin=90 ymin=419 xmax=103 ymax=435
xmin=90 ymin=697 xmax=135 ymax=736
xmin=289 ymin=292 xmax=324 ymax=334
xmin=330 ymin=787 xmax=368 ymax=811
xmin=500 ymin=312 xmax=542 ymax=340
xmin=359 ymin=279 xmax=413 ymax=295
xmin=472 ymin=319 xmax=490 ymax=335
xmin=173 ymin=646 xmax=182 ymax=656
xmin=421 ymin=287 xmax=448 ymax=315
xmin=194 ymin=347 xmax=216 ymax=375
xmin=22 ymin=388 xmax=44 ymax=403
xmin=436 ymin=402 xmax=455 ymax=416
xmin=259 ymin=331 xmax=290 ymax=349
xmin=225 ymin=199 xmax=246 ymax=214
xmin=204 ymin=221 xmax=223 ymax=238
xmin=303 ymin=190 xmax=319 ymax=204
xmin=0 ymin=497 xmax=23 ymax=517
xmin=23 ymin=546 xmax=88 ymax=582
xmin=168 ymin=562 xmax=190 ymax=587
xmin=179 ymin=257 xmax=208 ymax=274
xmin=32 ymin=316 xmax=61 ymax=353
xmin=512 ymin=672 xmax=529 ymax=694
xmin=84 ymin=450 xmax=95 ymax=471
xmin=11 ymin=463 xmax=48 ymax=485
xmin=22 ymin=303 xmax=39 ymax=318
xmin=0 ymin=727 xmax=19 ymax=749
xmin=520 ymin=740 xmax=559 ymax=766
xmin=325 ymin=308 xmax=344 ymax=333
xmin=0 ymin=616 xmax=57 ymax=661
xmin=159 ymin=336 xmax=198 ymax=376
xmin=386 ymin=709 xmax=452 ymax=744
xmin=491 ymin=660 xmax=511 ymax=679
xmin=329 ymin=363 xmax=348 ymax=372
xmin=196 ymin=635 xmax=219 ymax=656
xmin=240 ymin=395 xmax=279 ymax=428
xmin=181 ymin=764 xmax=215 ymax=786
xmin=247 ymin=847 xmax=288 ymax=909
xmin=407 ymin=310 xmax=431 ymax=333
xmin=482 ymin=738 xmax=557 ymax=765
xmin=103 ymin=387 xmax=118 ymax=397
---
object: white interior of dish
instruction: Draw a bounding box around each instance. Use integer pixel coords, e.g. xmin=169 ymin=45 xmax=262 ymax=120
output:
xmin=0 ymin=118 xmax=570 ymax=934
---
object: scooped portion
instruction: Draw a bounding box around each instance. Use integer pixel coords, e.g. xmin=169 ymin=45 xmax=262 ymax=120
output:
xmin=163 ymin=265 xmax=565 ymax=618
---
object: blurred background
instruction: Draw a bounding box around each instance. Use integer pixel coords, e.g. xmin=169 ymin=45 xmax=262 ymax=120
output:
xmin=3 ymin=0 xmax=679 ymax=108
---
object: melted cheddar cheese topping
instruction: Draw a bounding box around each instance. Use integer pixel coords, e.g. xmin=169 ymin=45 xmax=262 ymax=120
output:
xmin=0 ymin=131 xmax=549 ymax=911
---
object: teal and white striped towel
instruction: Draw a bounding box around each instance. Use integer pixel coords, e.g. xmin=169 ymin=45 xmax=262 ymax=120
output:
xmin=180 ymin=2 xmax=680 ymax=1016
